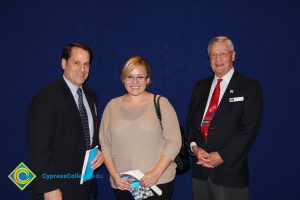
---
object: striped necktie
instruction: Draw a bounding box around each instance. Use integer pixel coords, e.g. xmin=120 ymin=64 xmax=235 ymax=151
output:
xmin=201 ymin=79 xmax=223 ymax=141
xmin=77 ymin=88 xmax=91 ymax=149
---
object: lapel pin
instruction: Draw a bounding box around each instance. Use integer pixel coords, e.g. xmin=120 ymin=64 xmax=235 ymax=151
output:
xmin=230 ymin=90 xmax=234 ymax=93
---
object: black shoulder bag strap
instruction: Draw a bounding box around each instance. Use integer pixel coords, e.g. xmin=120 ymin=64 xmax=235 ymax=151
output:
xmin=153 ymin=94 xmax=163 ymax=129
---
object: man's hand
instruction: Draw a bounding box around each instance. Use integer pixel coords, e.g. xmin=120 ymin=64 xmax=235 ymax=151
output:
xmin=192 ymin=146 xmax=214 ymax=168
xmin=208 ymin=151 xmax=224 ymax=167
xmin=44 ymin=189 xmax=62 ymax=200
xmin=91 ymin=150 xmax=104 ymax=170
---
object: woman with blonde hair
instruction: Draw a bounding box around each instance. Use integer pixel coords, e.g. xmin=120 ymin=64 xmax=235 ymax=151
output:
xmin=99 ymin=56 xmax=181 ymax=200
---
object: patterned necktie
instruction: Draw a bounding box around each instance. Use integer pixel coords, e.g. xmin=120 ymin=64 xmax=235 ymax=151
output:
xmin=77 ymin=88 xmax=91 ymax=150
xmin=201 ymin=79 xmax=223 ymax=141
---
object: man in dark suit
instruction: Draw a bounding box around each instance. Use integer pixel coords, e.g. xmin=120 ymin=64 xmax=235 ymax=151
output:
xmin=27 ymin=43 xmax=104 ymax=200
xmin=186 ymin=36 xmax=263 ymax=200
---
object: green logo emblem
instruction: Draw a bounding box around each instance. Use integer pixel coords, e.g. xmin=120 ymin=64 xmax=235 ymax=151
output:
xmin=8 ymin=162 xmax=36 ymax=191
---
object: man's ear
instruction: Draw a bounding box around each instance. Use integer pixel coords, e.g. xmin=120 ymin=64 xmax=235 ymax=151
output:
xmin=61 ymin=59 xmax=67 ymax=70
xmin=232 ymin=51 xmax=236 ymax=62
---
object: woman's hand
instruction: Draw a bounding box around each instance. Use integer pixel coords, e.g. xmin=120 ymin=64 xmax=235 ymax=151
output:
xmin=140 ymin=155 xmax=172 ymax=187
xmin=140 ymin=169 xmax=162 ymax=188
xmin=112 ymin=174 xmax=131 ymax=191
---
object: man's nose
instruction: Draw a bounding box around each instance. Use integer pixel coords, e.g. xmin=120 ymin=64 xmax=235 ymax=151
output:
xmin=79 ymin=64 xmax=86 ymax=72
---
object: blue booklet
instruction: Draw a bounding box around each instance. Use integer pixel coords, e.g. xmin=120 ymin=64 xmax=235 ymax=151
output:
xmin=120 ymin=173 xmax=154 ymax=200
xmin=80 ymin=146 xmax=98 ymax=184
xmin=120 ymin=169 xmax=162 ymax=199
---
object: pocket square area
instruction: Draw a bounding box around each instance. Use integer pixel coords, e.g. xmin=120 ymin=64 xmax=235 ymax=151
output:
xmin=229 ymin=96 xmax=244 ymax=102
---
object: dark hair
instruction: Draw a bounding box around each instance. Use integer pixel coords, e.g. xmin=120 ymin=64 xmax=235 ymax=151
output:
xmin=61 ymin=43 xmax=93 ymax=63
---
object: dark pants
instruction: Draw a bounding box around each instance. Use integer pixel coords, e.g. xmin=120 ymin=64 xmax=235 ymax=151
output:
xmin=113 ymin=181 xmax=174 ymax=200
xmin=192 ymin=178 xmax=248 ymax=200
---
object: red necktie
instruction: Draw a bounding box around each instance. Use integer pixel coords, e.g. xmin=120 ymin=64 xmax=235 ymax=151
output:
xmin=201 ymin=79 xmax=223 ymax=141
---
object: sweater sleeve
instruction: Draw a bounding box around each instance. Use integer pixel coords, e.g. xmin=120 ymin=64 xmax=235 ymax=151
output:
xmin=159 ymin=97 xmax=182 ymax=160
xmin=99 ymin=100 xmax=112 ymax=158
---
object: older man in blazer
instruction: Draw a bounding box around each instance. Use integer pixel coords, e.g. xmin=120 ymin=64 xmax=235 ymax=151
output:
xmin=186 ymin=36 xmax=263 ymax=200
xmin=27 ymin=43 xmax=104 ymax=200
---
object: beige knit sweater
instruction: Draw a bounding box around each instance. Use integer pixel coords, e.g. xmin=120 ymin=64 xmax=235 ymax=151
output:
xmin=99 ymin=95 xmax=181 ymax=188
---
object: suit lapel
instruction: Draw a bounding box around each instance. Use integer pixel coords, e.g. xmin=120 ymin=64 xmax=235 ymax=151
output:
xmin=59 ymin=79 xmax=83 ymax=126
xmin=195 ymin=77 xmax=214 ymax=129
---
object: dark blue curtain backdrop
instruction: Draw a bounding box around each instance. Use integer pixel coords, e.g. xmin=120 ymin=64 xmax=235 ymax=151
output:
xmin=1 ymin=0 xmax=299 ymax=199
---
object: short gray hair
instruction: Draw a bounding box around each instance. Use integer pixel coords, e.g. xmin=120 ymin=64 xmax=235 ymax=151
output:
xmin=207 ymin=36 xmax=235 ymax=54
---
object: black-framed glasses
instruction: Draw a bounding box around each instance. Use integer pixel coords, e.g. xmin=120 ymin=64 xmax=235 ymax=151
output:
xmin=208 ymin=51 xmax=232 ymax=59
xmin=125 ymin=75 xmax=148 ymax=82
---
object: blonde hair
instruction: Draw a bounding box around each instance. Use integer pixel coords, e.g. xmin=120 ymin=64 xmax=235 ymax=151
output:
xmin=207 ymin=36 xmax=235 ymax=54
xmin=121 ymin=56 xmax=152 ymax=83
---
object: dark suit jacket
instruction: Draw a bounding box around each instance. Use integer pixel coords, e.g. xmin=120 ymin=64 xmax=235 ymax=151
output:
xmin=186 ymin=70 xmax=263 ymax=188
xmin=27 ymin=78 xmax=99 ymax=199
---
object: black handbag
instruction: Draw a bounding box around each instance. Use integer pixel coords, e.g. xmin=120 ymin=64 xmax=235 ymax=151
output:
xmin=153 ymin=95 xmax=190 ymax=174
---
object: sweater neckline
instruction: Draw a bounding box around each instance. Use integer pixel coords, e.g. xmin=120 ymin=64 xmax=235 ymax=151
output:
xmin=117 ymin=96 xmax=152 ymax=112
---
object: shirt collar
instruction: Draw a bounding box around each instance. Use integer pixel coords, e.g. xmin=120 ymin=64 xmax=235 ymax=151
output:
xmin=63 ymin=75 xmax=82 ymax=96
xmin=213 ymin=67 xmax=235 ymax=84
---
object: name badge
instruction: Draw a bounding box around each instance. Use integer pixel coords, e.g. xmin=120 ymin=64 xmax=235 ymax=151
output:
xmin=229 ymin=96 xmax=244 ymax=102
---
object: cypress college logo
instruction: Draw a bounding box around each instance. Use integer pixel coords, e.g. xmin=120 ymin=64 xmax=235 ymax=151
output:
xmin=8 ymin=162 xmax=36 ymax=190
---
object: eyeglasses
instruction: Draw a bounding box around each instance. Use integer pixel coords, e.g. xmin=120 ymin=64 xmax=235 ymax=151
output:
xmin=208 ymin=51 xmax=232 ymax=59
xmin=125 ymin=75 xmax=148 ymax=82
